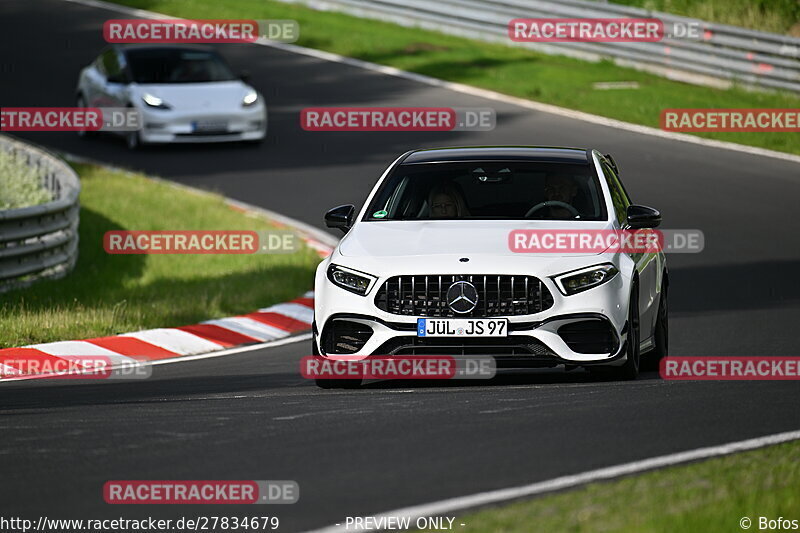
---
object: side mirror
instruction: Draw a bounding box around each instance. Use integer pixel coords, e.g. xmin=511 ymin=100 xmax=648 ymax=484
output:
xmin=626 ymin=205 xmax=661 ymax=229
xmin=239 ymin=70 xmax=251 ymax=83
xmin=325 ymin=204 xmax=355 ymax=233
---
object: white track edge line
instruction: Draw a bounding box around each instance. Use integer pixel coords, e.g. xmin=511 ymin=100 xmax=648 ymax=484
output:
xmin=63 ymin=0 xmax=800 ymax=165
xmin=147 ymin=332 xmax=311 ymax=366
xmin=226 ymin=198 xmax=339 ymax=248
xmin=305 ymin=428 xmax=800 ymax=532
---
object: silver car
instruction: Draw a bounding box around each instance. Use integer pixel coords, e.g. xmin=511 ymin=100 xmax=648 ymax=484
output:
xmin=76 ymin=44 xmax=266 ymax=149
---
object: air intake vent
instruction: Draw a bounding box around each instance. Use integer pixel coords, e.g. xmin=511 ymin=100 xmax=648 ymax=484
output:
xmin=558 ymin=320 xmax=618 ymax=354
xmin=322 ymin=320 xmax=373 ymax=354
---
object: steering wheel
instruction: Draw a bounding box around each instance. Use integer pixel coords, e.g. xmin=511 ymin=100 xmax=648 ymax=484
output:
xmin=525 ymin=201 xmax=581 ymax=218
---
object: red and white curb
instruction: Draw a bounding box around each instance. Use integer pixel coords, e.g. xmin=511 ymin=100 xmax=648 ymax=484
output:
xmin=0 ymin=164 xmax=337 ymax=381
xmin=0 ymin=291 xmax=319 ymax=381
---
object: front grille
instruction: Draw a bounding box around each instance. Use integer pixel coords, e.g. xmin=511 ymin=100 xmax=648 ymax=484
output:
xmin=375 ymin=275 xmax=554 ymax=317
xmin=322 ymin=320 xmax=374 ymax=354
xmin=557 ymin=319 xmax=618 ymax=354
xmin=373 ymin=336 xmax=558 ymax=357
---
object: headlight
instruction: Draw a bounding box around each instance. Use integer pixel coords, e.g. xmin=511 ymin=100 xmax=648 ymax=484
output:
xmin=142 ymin=93 xmax=171 ymax=110
xmin=327 ymin=264 xmax=377 ymax=296
xmin=242 ymin=89 xmax=259 ymax=107
xmin=553 ymin=263 xmax=619 ymax=296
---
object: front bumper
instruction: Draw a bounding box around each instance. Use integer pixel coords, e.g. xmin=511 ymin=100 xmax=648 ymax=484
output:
xmin=314 ymin=269 xmax=631 ymax=366
xmin=136 ymin=105 xmax=267 ymax=144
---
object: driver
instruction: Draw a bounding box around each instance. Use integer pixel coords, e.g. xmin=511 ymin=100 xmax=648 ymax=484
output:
xmin=429 ymin=184 xmax=469 ymax=218
xmin=541 ymin=174 xmax=579 ymax=219
xmin=171 ymin=60 xmax=210 ymax=82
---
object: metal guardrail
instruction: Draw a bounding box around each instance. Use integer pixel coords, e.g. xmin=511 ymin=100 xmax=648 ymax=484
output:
xmin=280 ymin=0 xmax=800 ymax=92
xmin=0 ymin=135 xmax=80 ymax=293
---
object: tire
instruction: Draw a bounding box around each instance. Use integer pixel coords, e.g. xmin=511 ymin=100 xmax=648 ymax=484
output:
xmin=312 ymin=338 xmax=361 ymax=389
xmin=643 ymin=279 xmax=668 ymax=371
xmin=123 ymin=103 xmax=145 ymax=150
xmin=592 ymin=283 xmax=640 ymax=381
xmin=314 ymin=376 xmax=362 ymax=389
xmin=314 ymin=378 xmax=337 ymax=389
xmin=125 ymin=130 xmax=140 ymax=151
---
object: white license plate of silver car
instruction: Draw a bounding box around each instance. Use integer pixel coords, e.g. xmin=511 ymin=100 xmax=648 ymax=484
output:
xmin=417 ymin=318 xmax=508 ymax=337
xmin=192 ymin=120 xmax=228 ymax=132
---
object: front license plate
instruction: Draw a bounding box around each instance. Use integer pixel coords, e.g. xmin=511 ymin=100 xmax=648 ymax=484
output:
xmin=192 ymin=120 xmax=228 ymax=133
xmin=417 ymin=318 xmax=508 ymax=337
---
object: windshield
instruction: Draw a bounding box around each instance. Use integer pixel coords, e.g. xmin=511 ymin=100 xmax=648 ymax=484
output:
xmin=364 ymin=161 xmax=607 ymax=221
xmin=125 ymin=49 xmax=236 ymax=84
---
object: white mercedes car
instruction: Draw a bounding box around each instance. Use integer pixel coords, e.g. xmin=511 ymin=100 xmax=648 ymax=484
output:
xmin=313 ymin=147 xmax=668 ymax=386
xmin=76 ymin=44 xmax=266 ymax=149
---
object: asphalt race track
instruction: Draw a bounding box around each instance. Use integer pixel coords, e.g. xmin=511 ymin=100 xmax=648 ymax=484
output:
xmin=1 ymin=1 xmax=800 ymax=531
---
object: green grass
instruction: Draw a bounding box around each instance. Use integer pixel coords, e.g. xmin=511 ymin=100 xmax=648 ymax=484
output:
xmin=423 ymin=440 xmax=800 ymax=533
xmin=0 ymin=149 xmax=53 ymax=209
xmin=603 ymin=0 xmax=800 ymax=35
xmin=108 ymin=0 xmax=800 ymax=155
xmin=0 ymin=163 xmax=321 ymax=348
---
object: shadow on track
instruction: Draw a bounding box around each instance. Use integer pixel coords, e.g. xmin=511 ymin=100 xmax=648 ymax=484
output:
xmin=356 ymin=369 xmax=663 ymax=390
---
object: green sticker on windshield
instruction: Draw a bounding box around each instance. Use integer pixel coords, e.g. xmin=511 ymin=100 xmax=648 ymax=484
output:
xmin=373 ymin=210 xmax=388 ymax=219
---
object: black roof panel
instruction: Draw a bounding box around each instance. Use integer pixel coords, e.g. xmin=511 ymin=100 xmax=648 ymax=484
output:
xmin=402 ymin=146 xmax=591 ymax=165
xmin=115 ymin=43 xmax=217 ymax=53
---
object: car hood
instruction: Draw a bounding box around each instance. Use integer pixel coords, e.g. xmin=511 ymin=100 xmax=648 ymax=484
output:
xmin=339 ymin=220 xmax=614 ymax=258
xmin=131 ymin=81 xmax=251 ymax=111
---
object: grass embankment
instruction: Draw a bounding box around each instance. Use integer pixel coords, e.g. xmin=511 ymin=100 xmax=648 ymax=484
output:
xmin=605 ymin=0 xmax=800 ymax=36
xmin=423 ymin=439 xmax=800 ymax=533
xmin=109 ymin=0 xmax=800 ymax=155
xmin=0 ymin=149 xmax=52 ymax=209
xmin=0 ymin=163 xmax=321 ymax=348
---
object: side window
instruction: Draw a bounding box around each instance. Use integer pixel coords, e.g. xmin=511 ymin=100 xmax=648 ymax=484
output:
xmin=101 ymin=49 xmax=122 ymax=81
xmin=601 ymin=161 xmax=631 ymax=224
xmin=386 ymin=176 xmax=408 ymax=217
xmin=94 ymin=53 xmax=106 ymax=75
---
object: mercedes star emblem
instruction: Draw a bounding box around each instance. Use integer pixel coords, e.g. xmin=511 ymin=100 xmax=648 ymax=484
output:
xmin=446 ymin=281 xmax=479 ymax=314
